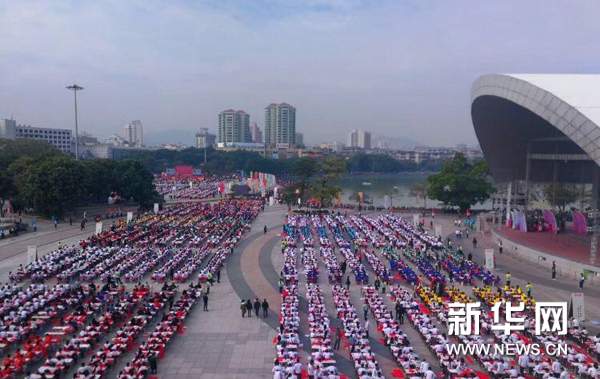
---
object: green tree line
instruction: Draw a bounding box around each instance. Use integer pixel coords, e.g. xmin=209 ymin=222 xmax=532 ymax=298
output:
xmin=126 ymin=148 xmax=441 ymax=176
xmin=0 ymin=139 xmax=160 ymax=217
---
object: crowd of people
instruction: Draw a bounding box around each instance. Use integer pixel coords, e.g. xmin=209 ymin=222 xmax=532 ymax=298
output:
xmin=0 ymin=198 xmax=264 ymax=379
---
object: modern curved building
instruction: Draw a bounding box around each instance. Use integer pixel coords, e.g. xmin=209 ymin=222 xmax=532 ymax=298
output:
xmin=472 ymin=74 xmax=600 ymax=209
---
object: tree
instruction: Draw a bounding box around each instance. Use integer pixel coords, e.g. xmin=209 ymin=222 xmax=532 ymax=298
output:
xmin=427 ymin=153 xmax=495 ymax=212
xmin=19 ymin=156 xmax=86 ymax=217
xmin=380 ymin=186 xmax=403 ymax=208
xmin=543 ymin=183 xmax=580 ymax=212
xmin=114 ymin=160 xmax=161 ymax=207
xmin=292 ymin=157 xmax=318 ymax=204
xmin=281 ymin=184 xmax=301 ymax=206
xmin=311 ymin=156 xmax=345 ymax=207
xmin=349 ymin=191 xmax=372 ymax=205
xmin=409 ymin=182 xmax=430 ymax=208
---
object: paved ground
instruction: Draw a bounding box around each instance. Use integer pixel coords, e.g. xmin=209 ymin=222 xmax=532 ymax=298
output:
xmin=496 ymin=225 xmax=596 ymax=267
xmin=3 ymin=205 xmax=600 ymax=379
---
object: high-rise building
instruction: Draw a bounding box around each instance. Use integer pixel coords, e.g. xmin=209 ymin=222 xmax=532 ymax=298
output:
xmin=124 ymin=120 xmax=144 ymax=147
xmin=348 ymin=130 xmax=358 ymax=147
xmin=0 ymin=119 xmax=17 ymax=139
xmin=377 ymin=140 xmax=389 ymax=150
xmin=358 ymin=130 xmax=371 ymax=150
xmin=196 ymin=128 xmax=216 ymax=148
xmin=265 ymin=103 xmax=296 ymax=146
xmin=0 ymin=119 xmax=73 ymax=153
xmin=250 ymin=122 xmax=263 ymax=143
xmin=295 ymin=132 xmax=304 ymax=147
xmin=218 ymin=109 xmax=251 ymax=143
xmin=347 ymin=130 xmax=371 ymax=149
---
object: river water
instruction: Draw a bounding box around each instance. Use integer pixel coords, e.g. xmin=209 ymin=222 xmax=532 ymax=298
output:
xmin=333 ymin=173 xmax=492 ymax=209
xmin=333 ymin=173 xmax=432 ymax=208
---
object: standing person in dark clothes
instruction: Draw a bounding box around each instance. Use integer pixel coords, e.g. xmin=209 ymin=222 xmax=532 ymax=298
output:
xmin=203 ymin=293 xmax=209 ymax=311
xmin=168 ymin=295 xmax=174 ymax=311
xmin=341 ymin=260 xmax=347 ymax=274
xmin=216 ymin=269 xmax=221 ymax=283
xmin=552 ymin=261 xmax=557 ymax=280
xmin=396 ymin=302 xmax=405 ymax=324
xmin=346 ymin=275 xmax=351 ymax=290
xmin=264 ymin=225 xmax=267 ymax=234
xmin=241 ymin=300 xmax=246 ymax=318
xmin=148 ymin=351 xmax=158 ymax=374
xmin=246 ymin=299 xmax=253 ymax=317
xmin=333 ymin=327 xmax=342 ymax=350
xmin=253 ymin=298 xmax=260 ymax=317
xmin=262 ymin=299 xmax=269 ymax=317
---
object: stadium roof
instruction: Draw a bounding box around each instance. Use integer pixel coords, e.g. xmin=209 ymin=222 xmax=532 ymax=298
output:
xmin=471 ymin=74 xmax=600 ymax=183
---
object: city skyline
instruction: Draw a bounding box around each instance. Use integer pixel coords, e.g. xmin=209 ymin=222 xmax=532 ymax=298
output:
xmin=2 ymin=1 xmax=597 ymax=146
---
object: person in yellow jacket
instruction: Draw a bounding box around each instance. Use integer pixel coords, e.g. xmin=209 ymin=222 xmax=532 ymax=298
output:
xmin=506 ymin=272 xmax=512 ymax=288
xmin=526 ymin=282 xmax=533 ymax=298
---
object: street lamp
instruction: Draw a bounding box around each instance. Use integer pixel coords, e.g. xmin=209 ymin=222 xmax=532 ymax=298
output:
xmin=66 ymin=84 xmax=84 ymax=160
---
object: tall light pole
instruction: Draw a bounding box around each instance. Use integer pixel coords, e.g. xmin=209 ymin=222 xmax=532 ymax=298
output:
xmin=66 ymin=84 xmax=84 ymax=159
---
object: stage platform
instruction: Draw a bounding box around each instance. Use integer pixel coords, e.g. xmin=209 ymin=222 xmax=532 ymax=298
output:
xmin=495 ymin=226 xmax=599 ymax=269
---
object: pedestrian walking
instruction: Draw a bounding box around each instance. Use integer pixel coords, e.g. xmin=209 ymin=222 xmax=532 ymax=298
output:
xmin=363 ymin=303 xmax=369 ymax=320
xmin=506 ymin=272 xmax=511 ymax=288
xmin=467 ymin=252 xmax=473 ymax=261
xmin=246 ymin=299 xmax=253 ymax=317
xmin=381 ymin=281 xmax=387 ymax=294
xmin=278 ymin=279 xmax=284 ymax=293
xmin=552 ymin=261 xmax=557 ymax=280
xmin=253 ymin=298 xmax=260 ymax=317
xmin=241 ymin=300 xmax=246 ymax=318
xmin=216 ymin=269 xmax=221 ymax=283
xmin=472 ymin=237 xmax=478 ymax=248
xmin=498 ymin=239 xmax=503 ymax=254
xmin=374 ymin=277 xmax=380 ymax=291
xmin=200 ymin=293 xmax=207 ymax=311
xmin=69 ymin=217 xmax=73 ymax=226
xmin=346 ymin=275 xmax=351 ymax=290
xmin=264 ymin=225 xmax=267 ymax=234
xmin=262 ymin=299 xmax=269 ymax=317
xmin=580 ymin=273 xmax=585 ymax=289
xmin=364 ymin=319 xmax=370 ymax=338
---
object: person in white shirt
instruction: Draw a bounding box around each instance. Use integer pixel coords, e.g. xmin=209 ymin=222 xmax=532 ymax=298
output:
xmin=552 ymin=360 xmax=562 ymax=374
xmin=518 ymin=354 xmax=530 ymax=375
xmin=419 ymin=359 xmax=429 ymax=373
xmin=424 ymin=369 xmax=435 ymax=379
xmin=307 ymin=360 xmax=315 ymax=379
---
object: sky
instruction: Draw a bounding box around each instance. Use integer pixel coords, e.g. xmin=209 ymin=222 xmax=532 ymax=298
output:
xmin=1 ymin=0 xmax=599 ymax=147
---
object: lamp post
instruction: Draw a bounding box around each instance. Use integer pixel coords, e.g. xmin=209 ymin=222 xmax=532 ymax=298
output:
xmin=66 ymin=84 xmax=84 ymax=160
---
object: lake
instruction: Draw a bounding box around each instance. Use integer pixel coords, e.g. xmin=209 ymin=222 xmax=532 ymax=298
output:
xmin=333 ymin=173 xmax=492 ymax=209
xmin=333 ymin=173 xmax=432 ymax=208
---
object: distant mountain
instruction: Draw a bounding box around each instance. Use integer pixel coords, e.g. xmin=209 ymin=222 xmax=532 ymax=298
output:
xmin=145 ymin=130 xmax=196 ymax=146
xmin=373 ymin=135 xmax=424 ymax=150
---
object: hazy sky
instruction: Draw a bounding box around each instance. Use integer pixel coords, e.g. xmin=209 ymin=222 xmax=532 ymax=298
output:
xmin=1 ymin=0 xmax=598 ymax=146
